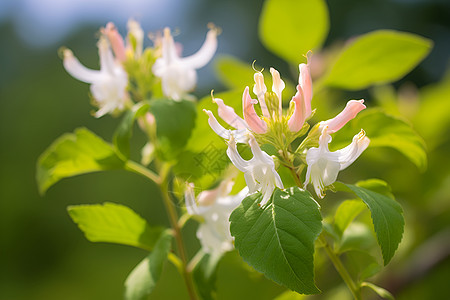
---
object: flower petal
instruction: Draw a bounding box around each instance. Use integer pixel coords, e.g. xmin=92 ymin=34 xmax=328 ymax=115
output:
xmin=298 ymin=63 xmax=313 ymax=118
xmin=287 ymin=85 xmax=306 ymax=132
xmin=253 ymin=72 xmax=270 ymax=118
xmin=63 ymin=49 xmax=102 ymax=83
xmin=213 ymin=97 xmax=247 ymax=130
xmin=203 ymin=109 xmax=231 ymax=140
xmin=336 ymin=129 xmax=370 ymax=170
xmin=242 ymin=87 xmax=268 ymax=134
xmin=101 ymin=22 xmax=126 ymax=62
xmin=226 ymin=134 xmax=249 ymax=172
xmin=181 ymin=27 xmax=218 ymax=69
xmin=270 ymin=67 xmax=285 ymax=116
xmin=185 ymin=183 xmax=199 ymax=215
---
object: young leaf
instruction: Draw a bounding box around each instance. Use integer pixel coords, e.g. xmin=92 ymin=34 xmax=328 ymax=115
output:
xmin=37 ymin=128 xmax=125 ymax=195
xmin=230 ymin=187 xmax=322 ymax=294
xmin=149 ymin=98 xmax=196 ymax=161
xmin=192 ymin=252 xmax=221 ymax=300
xmin=323 ymin=30 xmax=433 ymax=90
xmin=124 ymin=230 xmax=173 ymax=300
xmin=331 ymin=109 xmax=427 ymax=171
xmin=113 ymin=101 xmax=150 ymax=159
xmin=259 ymin=0 xmax=329 ymax=64
xmin=334 ymin=200 xmax=366 ymax=238
xmin=67 ymin=202 xmax=164 ymax=251
xmin=341 ymin=183 xmax=404 ymax=265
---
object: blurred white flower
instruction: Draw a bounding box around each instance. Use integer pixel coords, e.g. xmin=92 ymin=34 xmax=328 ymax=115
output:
xmin=63 ymin=35 xmax=129 ymax=118
xmin=152 ymin=26 xmax=218 ymax=100
xmin=185 ymin=180 xmax=248 ymax=258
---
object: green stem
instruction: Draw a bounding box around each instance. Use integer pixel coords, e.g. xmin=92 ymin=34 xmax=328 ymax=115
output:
xmin=319 ymin=234 xmax=361 ymax=300
xmin=126 ymin=160 xmax=198 ymax=300
xmin=159 ymin=163 xmax=198 ymax=300
xmin=125 ymin=160 xmax=161 ymax=184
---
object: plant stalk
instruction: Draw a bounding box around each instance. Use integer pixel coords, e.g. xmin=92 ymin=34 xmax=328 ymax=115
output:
xmin=319 ymin=234 xmax=361 ymax=300
xmin=159 ymin=163 xmax=198 ymax=300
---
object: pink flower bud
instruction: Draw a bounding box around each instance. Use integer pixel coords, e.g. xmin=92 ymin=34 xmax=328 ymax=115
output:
xmin=321 ymin=100 xmax=366 ymax=133
xmin=101 ymin=22 xmax=126 ymax=62
xmin=242 ymin=87 xmax=268 ymax=134
xmin=287 ymin=85 xmax=306 ymax=132
xmin=298 ymin=63 xmax=312 ymax=118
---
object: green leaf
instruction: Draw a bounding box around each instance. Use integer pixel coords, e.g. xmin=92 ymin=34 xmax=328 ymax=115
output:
xmin=361 ymin=282 xmax=395 ymax=300
xmin=124 ymin=230 xmax=173 ymax=300
xmin=67 ymin=202 xmax=164 ymax=251
xmin=192 ymin=252 xmax=221 ymax=300
xmin=323 ymin=30 xmax=433 ymax=90
xmin=274 ymin=290 xmax=308 ymax=300
xmin=113 ymin=101 xmax=150 ymax=159
xmin=341 ymin=183 xmax=404 ymax=265
xmin=356 ymin=179 xmax=394 ymax=199
xmin=149 ymin=98 xmax=196 ymax=161
xmin=230 ymin=187 xmax=322 ymax=294
xmin=37 ymin=128 xmax=125 ymax=195
xmin=259 ymin=0 xmax=329 ymax=64
xmin=334 ymin=200 xmax=366 ymax=238
xmin=332 ymin=109 xmax=427 ymax=171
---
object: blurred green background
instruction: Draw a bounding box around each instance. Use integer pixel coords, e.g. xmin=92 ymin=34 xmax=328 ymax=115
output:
xmin=1 ymin=0 xmax=449 ymax=299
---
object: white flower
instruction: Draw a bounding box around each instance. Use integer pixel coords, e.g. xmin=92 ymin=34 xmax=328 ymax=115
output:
xmin=63 ymin=36 xmax=129 ymax=118
xmin=185 ymin=180 xmax=248 ymax=258
xmin=152 ymin=26 xmax=218 ymax=100
xmin=304 ymin=126 xmax=370 ymax=198
xmin=226 ymin=134 xmax=284 ymax=206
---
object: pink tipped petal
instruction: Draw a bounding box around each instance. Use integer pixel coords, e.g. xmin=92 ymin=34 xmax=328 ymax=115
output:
xmin=204 ymin=109 xmax=231 ymax=140
xmin=181 ymin=28 xmax=218 ymax=69
xmin=270 ymin=67 xmax=285 ymax=115
xmin=63 ymin=49 xmax=101 ymax=83
xmin=102 ymin=22 xmax=126 ymax=62
xmin=213 ymin=97 xmax=247 ymax=130
xmin=242 ymin=87 xmax=268 ymax=134
xmin=287 ymin=85 xmax=306 ymax=132
xmin=298 ymin=63 xmax=312 ymax=117
xmin=253 ymin=72 xmax=269 ymax=118
xmin=98 ymin=37 xmax=117 ymax=74
xmin=321 ymin=100 xmax=366 ymax=133
xmin=197 ymin=189 xmax=220 ymax=206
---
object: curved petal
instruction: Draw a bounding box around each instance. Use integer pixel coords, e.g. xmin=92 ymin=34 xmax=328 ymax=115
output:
xmin=336 ymin=129 xmax=370 ymax=170
xmin=181 ymin=28 xmax=218 ymax=69
xmin=242 ymin=87 xmax=268 ymax=134
xmin=213 ymin=97 xmax=247 ymax=130
xmin=320 ymin=100 xmax=366 ymax=133
xmin=248 ymin=135 xmax=273 ymax=165
xmin=287 ymin=85 xmax=306 ymax=132
xmin=63 ymin=49 xmax=102 ymax=83
xmin=203 ymin=109 xmax=231 ymax=140
xmin=270 ymin=67 xmax=285 ymax=116
xmin=98 ymin=37 xmax=116 ymax=75
xmin=226 ymin=135 xmax=249 ymax=172
xmin=127 ymin=19 xmax=144 ymax=57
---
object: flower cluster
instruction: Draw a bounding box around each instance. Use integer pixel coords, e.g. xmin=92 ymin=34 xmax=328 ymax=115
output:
xmin=62 ymin=20 xmax=218 ymax=117
xmin=205 ymin=56 xmax=369 ymax=200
